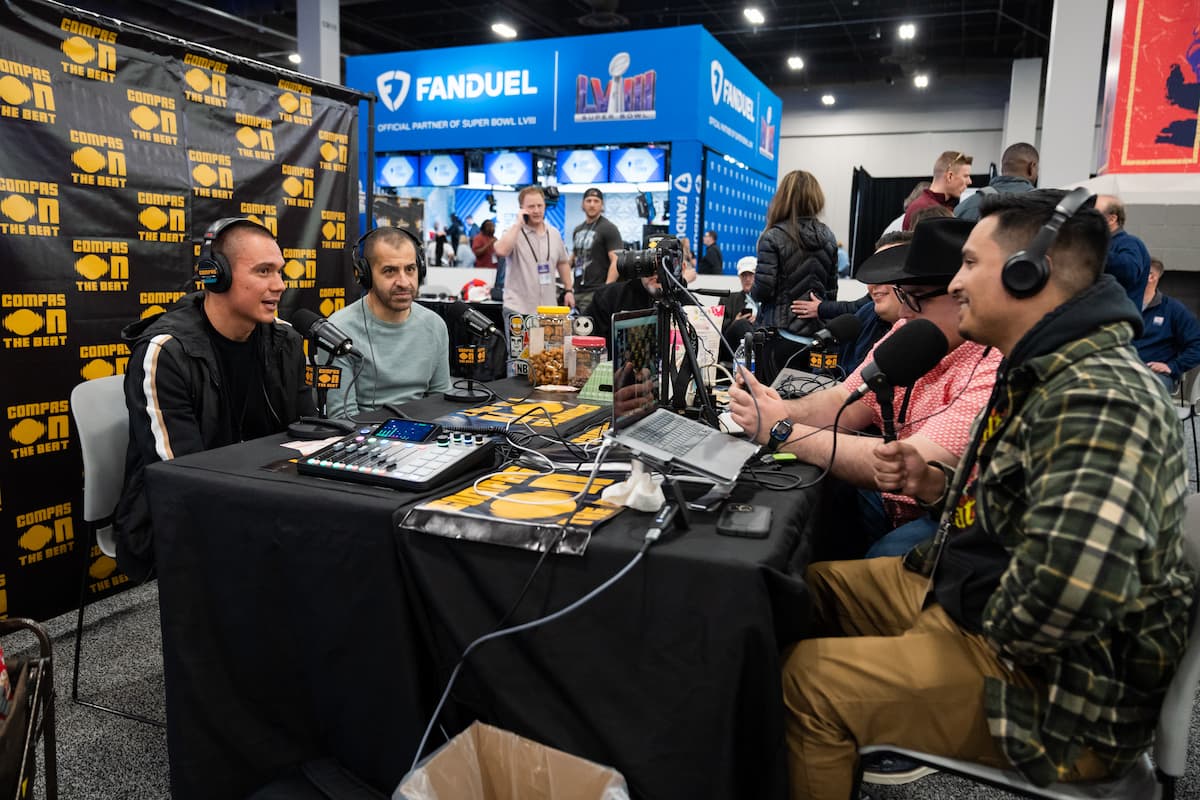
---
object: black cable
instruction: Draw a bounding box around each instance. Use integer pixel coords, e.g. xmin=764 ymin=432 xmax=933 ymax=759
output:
xmin=409 ymin=538 xmax=653 ymax=773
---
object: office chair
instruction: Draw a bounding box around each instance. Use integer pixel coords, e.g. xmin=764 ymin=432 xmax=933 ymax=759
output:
xmin=1176 ymin=366 xmax=1200 ymax=492
xmin=860 ymin=491 xmax=1200 ymax=799
xmin=69 ymin=375 xmax=164 ymax=727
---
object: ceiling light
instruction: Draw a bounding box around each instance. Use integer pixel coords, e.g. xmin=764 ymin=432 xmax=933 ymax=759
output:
xmin=913 ymin=73 xmax=929 ymax=88
xmin=744 ymin=8 xmax=765 ymax=25
xmin=287 ymin=53 xmax=301 ymax=64
xmin=821 ymin=94 xmax=836 ymax=106
xmin=898 ymin=23 xmax=916 ymax=40
xmin=787 ymin=55 xmax=804 ymax=70
xmin=492 ymin=22 xmax=517 ymax=38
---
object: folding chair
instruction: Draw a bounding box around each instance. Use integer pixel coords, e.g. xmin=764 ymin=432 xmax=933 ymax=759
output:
xmin=69 ymin=375 xmax=164 ymax=727
xmin=860 ymin=492 xmax=1200 ymax=799
xmin=0 ymin=618 xmax=58 ymax=800
xmin=1177 ymin=366 xmax=1200 ymax=492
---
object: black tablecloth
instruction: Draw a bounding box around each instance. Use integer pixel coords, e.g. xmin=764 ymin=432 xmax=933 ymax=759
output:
xmin=148 ymin=402 xmax=818 ymax=799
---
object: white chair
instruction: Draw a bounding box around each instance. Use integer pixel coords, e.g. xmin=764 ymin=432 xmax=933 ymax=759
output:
xmin=1176 ymin=366 xmax=1200 ymax=492
xmin=860 ymin=492 xmax=1200 ymax=799
xmin=69 ymin=374 xmax=164 ymax=727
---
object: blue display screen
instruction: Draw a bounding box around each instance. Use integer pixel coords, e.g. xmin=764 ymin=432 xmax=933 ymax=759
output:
xmin=376 ymin=154 xmax=420 ymax=188
xmin=419 ymin=154 xmax=465 ymax=186
xmin=609 ymin=147 xmax=666 ymax=183
xmin=555 ymin=149 xmax=609 ymax=184
xmin=374 ymin=419 xmax=437 ymax=442
xmin=484 ymin=151 xmax=533 ymax=185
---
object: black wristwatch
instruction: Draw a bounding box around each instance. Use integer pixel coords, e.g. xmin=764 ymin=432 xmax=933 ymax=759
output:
xmin=767 ymin=418 xmax=793 ymax=452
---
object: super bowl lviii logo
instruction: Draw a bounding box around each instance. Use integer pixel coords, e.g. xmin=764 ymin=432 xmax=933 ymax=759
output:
xmin=127 ymin=88 xmax=178 ymax=146
xmin=0 ymin=58 xmax=56 ymax=124
xmin=235 ymin=112 xmax=275 ymax=161
xmin=2 ymin=293 xmax=66 ymax=349
xmin=281 ymin=163 xmax=314 ymax=209
xmin=137 ymin=191 xmax=186 ymax=243
xmin=282 ymin=247 xmax=316 ymax=289
xmin=182 ymin=53 xmax=228 ymax=108
xmin=15 ymin=502 xmax=75 ymax=567
xmin=7 ymin=398 xmax=70 ymax=460
xmin=69 ymin=129 xmax=127 ymax=189
xmin=74 ymin=238 xmax=129 ymax=292
xmin=0 ymin=177 xmax=59 ymax=238
xmin=59 ymin=17 xmax=117 ymax=83
xmin=575 ymin=52 xmax=656 ymax=122
xmin=278 ymin=78 xmax=313 ymax=125
xmin=189 ymin=148 xmax=234 ymax=200
xmin=318 ymin=129 xmax=348 ymax=173
xmin=320 ymin=209 xmax=346 ymax=251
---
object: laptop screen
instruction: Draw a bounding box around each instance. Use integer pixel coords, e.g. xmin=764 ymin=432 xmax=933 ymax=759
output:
xmin=610 ymin=308 xmax=660 ymax=432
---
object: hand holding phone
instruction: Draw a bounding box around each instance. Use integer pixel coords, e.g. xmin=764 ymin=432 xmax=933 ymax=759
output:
xmin=522 ymin=212 xmax=531 ymax=225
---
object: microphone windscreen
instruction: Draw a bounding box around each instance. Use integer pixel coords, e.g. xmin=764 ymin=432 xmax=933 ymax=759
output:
xmin=288 ymin=308 xmax=321 ymax=337
xmin=825 ymin=313 xmax=862 ymax=344
xmin=873 ymin=318 xmax=948 ymax=387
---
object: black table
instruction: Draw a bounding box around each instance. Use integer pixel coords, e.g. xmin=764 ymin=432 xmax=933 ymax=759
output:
xmin=148 ymin=398 xmax=817 ymax=799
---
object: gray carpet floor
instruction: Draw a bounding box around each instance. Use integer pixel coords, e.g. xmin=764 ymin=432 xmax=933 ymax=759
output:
xmin=4 ymin=421 xmax=1199 ymax=799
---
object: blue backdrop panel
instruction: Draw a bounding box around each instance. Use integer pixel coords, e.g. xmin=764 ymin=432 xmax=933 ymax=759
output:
xmin=703 ymin=149 xmax=775 ymax=273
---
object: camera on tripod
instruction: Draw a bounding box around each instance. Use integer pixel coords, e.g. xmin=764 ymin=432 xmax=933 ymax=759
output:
xmin=616 ymin=235 xmax=686 ymax=283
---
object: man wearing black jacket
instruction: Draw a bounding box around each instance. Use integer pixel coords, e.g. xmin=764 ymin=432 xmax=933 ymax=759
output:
xmin=115 ymin=219 xmax=314 ymax=581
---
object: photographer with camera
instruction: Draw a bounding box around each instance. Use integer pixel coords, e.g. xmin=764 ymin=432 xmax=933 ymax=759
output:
xmin=587 ymin=237 xmax=693 ymax=342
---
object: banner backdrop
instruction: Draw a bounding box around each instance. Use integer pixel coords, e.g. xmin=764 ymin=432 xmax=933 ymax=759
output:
xmin=0 ymin=0 xmax=361 ymax=620
xmin=1098 ymin=0 xmax=1200 ymax=173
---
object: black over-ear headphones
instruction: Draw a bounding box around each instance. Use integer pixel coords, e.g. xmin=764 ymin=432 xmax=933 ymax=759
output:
xmin=351 ymin=226 xmax=426 ymax=291
xmin=1001 ymin=186 xmax=1095 ymax=299
xmin=196 ymin=217 xmax=273 ymax=293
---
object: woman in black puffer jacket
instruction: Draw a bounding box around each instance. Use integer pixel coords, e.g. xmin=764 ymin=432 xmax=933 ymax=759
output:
xmin=751 ymin=170 xmax=838 ymax=381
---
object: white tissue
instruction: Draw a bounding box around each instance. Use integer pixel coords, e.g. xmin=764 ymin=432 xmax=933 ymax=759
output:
xmin=600 ymin=460 xmax=664 ymax=511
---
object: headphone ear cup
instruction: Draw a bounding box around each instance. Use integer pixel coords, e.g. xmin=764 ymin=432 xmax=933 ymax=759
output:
xmin=196 ymin=252 xmax=232 ymax=293
xmin=353 ymin=255 xmax=372 ymax=290
xmin=1002 ymin=251 xmax=1048 ymax=299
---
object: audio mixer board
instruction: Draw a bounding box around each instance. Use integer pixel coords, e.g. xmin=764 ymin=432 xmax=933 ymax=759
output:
xmin=297 ymin=419 xmax=499 ymax=491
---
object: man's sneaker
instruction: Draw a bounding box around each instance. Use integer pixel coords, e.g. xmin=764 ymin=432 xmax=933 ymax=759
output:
xmin=860 ymin=752 xmax=938 ymax=785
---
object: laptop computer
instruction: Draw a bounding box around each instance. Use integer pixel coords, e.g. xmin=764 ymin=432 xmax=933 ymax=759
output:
xmin=605 ymin=308 xmax=760 ymax=485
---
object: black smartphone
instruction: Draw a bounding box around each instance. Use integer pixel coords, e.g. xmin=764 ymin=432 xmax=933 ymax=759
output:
xmin=522 ymin=212 xmax=530 ymax=224
xmin=716 ymin=503 xmax=772 ymax=539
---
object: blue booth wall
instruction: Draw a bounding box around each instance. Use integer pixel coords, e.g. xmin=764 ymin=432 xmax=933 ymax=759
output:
xmin=345 ymin=25 xmax=782 ymax=274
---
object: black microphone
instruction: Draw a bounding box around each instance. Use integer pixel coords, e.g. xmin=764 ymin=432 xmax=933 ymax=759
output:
xmin=289 ymin=308 xmax=364 ymax=359
xmin=449 ymin=300 xmax=500 ymax=338
xmin=813 ymin=313 xmax=862 ymax=350
xmin=846 ymin=319 xmax=948 ymax=440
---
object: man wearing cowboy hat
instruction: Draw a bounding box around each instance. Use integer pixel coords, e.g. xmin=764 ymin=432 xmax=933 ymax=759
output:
xmin=729 ymin=217 xmax=1002 ymax=559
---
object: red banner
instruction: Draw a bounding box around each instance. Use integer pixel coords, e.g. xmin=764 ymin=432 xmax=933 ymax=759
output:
xmin=1099 ymin=0 xmax=1200 ymax=173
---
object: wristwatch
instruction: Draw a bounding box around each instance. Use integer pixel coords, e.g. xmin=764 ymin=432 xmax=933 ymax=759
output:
xmin=767 ymin=418 xmax=793 ymax=452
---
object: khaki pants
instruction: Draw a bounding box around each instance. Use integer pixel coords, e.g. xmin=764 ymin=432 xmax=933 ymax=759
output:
xmin=783 ymin=556 xmax=1106 ymax=800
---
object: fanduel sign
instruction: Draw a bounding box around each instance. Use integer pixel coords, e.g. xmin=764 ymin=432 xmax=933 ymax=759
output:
xmin=709 ymin=60 xmax=754 ymax=122
xmin=377 ymin=69 xmax=537 ymax=112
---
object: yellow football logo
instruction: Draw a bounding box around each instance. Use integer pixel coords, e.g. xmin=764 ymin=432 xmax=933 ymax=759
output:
xmin=284 ymin=259 xmax=307 ymax=280
xmin=80 ymin=359 xmax=115 ymax=380
xmin=183 ymin=68 xmax=210 ymax=93
xmin=4 ymin=308 xmax=44 ymax=336
xmin=89 ymin=555 xmax=117 ymax=580
xmin=129 ymin=105 xmax=160 ymax=130
xmin=278 ymin=92 xmax=300 ymax=113
xmin=61 ymin=36 xmax=95 ymax=65
xmin=1 ymin=194 xmax=36 ymax=223
xmin=0 ymin=76 xmax=31 ymax=106
xmin=75 ymin=254 xmax=109 ymax=280
xmin=72 ymin=146 xmax=106 ymax=173
xmin=282 ymin=177 xmax=305 ymax=197
xmin=10 ymin=418 xmax=46 ymax=446
xmin=236 ymin=127 xmax=260 ymax=148
xmin=17 ymin=524 xmax=53 ymax=551
xmin=320 ymin=142 xmax=340 ymax=162
xmin=192 ymin=163 xmax=218 ymax=186
xmin=139 ymin=206 xmax=168 ymax=231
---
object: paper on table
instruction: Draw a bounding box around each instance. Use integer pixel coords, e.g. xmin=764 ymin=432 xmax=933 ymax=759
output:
xmin=281 ymin=436 xmax=343 ymax=455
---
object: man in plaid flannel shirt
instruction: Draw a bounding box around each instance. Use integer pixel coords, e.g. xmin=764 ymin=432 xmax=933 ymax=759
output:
xmin=779 ymin=189 xmax=1195 ymax=799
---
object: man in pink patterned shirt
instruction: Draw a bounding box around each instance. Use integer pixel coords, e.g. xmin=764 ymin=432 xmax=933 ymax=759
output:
xmin=729 ymin=217 xmax=1001 ymax=558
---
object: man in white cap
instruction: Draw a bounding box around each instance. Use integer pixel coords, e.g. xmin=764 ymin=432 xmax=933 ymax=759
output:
xmin=719 ymin=257 xmax=759 ymax=358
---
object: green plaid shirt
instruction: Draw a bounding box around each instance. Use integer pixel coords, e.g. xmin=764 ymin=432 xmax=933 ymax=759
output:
xmin=907 ymin=320 xmax=1194 ymax=785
